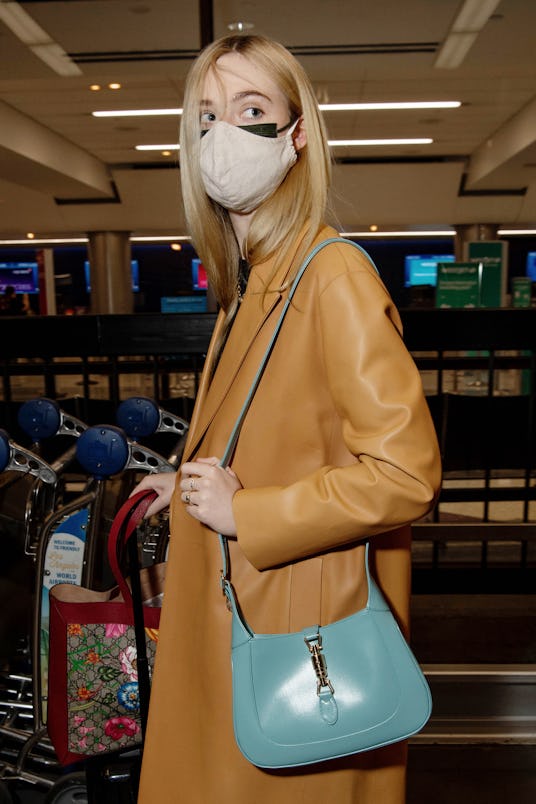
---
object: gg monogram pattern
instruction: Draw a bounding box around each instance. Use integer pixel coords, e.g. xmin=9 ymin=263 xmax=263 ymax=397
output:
xmin=65 ymin=622 xmax=158 ymax=754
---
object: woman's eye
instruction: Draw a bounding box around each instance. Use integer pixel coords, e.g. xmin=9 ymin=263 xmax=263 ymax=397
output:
xmin=200 ymin=110 xmax=217 ymax=125
xmin=243 ymin=106 xmax=263 ymax=120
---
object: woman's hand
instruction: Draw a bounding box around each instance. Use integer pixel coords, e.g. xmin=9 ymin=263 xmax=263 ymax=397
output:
xmin=179 ymin=457 xmax=242 ymax=536
xmin=129 ymin=472 xmax=176 ymax=518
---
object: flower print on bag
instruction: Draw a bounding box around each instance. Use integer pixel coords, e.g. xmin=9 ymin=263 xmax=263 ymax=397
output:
xmin=117 ymin=682 xmax=140 ymax=711
xmin=105 ymin=623 xmax=128 ymax=639
xmin=66 ymin=621 xmax=158 ymax=754
xmin=104 ymin=716 xmax=140 ymax=742
xmin=119 ymin=645 xmax=138 ymax=680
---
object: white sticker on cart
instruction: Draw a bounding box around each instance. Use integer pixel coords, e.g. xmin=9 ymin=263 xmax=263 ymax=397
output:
xmin=43 ymin=507 xmax=88 ymax=591
xmin=40 ymin=506 xmax=89 ymax=723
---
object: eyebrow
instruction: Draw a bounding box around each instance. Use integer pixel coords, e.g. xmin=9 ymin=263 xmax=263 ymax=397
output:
xmin=199 ymin=90 xmax=272 ymax=107
xmin=232 ymin=90 xmax=272 ymax=104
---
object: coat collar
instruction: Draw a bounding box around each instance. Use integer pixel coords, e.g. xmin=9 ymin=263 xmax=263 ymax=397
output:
xmin=182 ymin=228 xmax=313 ymax=461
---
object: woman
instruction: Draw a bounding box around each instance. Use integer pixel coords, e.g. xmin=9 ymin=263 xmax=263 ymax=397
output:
xmin=136 ymin=34 xmax=441 ymax=803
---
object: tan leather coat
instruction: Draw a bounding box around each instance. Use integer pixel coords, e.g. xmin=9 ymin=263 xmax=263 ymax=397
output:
xmin=138 ymin=225 xmax=441 ymax=803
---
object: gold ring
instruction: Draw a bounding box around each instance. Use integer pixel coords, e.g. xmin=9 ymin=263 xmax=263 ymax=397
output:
xmin=185 ymin=492 xmax=190 ymax=504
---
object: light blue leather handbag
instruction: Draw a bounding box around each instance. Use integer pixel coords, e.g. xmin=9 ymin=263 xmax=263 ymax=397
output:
xmin=218 ymin=239 xmax=432 ymax=768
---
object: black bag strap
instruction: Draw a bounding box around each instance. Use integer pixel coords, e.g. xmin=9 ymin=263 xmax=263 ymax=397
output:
xmin=127 ymin=528 xmax=151 ymax=739
xmin=109 ymin=489 xmax=157 ymax=740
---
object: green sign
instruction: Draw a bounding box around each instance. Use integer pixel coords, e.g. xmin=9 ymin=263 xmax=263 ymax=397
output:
xmin=436 ymin=262 xmax=480 ymax=308
xmin=512 ymin=277 xmax=532 ymax=308
xmin=465 ymin=241 xmax=507 ymax=307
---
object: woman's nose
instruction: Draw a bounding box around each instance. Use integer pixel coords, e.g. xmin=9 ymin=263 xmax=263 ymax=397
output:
xmin=220 ymin=108 xmax=234 ymax=125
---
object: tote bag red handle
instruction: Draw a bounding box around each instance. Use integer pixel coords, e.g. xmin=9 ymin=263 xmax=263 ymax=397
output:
xmin=107 ymin=489 xmax=157 ymax=604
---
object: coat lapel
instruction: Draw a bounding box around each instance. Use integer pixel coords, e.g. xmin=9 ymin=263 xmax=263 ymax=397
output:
xmin=181 ymin=309 xmax=226 ymax=457
xmin=183 ymin=281 xmax=281 ymax=461
xmin=182 ymin=228 xmax=315 ymax=462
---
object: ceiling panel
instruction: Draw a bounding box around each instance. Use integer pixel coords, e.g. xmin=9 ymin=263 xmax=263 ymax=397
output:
xmin=0 ymin=0 xmax=534 ymax=238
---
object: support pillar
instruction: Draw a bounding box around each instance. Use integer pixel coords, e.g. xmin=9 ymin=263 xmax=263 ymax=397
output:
xmin=87 ymin=231 xmax=133 ymax=314
xmin=454 ymin=224 xmax=499 ymax=261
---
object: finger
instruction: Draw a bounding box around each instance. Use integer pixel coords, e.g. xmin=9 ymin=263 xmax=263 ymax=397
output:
xmin=196 ymin=456 xmax=220 ymax=466
xmin=181 ymin=461 xmax=210 ymax=479
xmin=144 ymin=500 xmax=167 ymax=518
xmin=180 ymin=460 xmax=223 ymax=480
xmin=178 ymin=476 xmax=200 ymax=493
xmin=181 ymin=490 xmax=196 ymax=506
xmin=128 ymin=476 xmax=152 ymax=496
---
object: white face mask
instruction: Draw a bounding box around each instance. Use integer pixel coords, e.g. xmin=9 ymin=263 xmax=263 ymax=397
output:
xmin=199 ymin=120 xmax=298 ymax=214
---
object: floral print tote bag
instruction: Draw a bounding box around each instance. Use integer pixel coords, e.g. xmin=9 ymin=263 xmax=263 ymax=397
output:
xmin=47 ymin=490 xmax=165 ymax=765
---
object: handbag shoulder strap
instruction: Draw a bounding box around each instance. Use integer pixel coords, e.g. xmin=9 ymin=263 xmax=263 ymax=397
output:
xmin=219 ymin=237 xmax=377 ymax=468
xmin=218 ymin=236 xmax=378 ymax=586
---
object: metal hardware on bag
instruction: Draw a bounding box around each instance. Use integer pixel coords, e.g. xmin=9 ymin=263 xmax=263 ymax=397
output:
xmin=305 ymin=634 xmax=334 ymax=695
xmin=220 ymin=572 xmax=232 ymax=611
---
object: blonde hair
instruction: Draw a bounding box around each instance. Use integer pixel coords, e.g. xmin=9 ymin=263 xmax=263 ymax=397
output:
xmin=180 ymin=35 xmax=332 ymax=318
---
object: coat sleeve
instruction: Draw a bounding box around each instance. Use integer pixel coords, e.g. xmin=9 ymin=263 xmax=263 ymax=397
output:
xmin=232 ymin=248 xmax=442 ymax=570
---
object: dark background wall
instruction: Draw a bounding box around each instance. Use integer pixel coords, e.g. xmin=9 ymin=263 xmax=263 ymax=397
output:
xmin=1 ymin=236 xmax=535 ymax=314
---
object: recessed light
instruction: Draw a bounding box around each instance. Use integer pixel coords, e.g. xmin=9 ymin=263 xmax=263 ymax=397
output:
xmin=89 ymin=84 xmax=101 ymax=91
xmin=227 ymin=21 xmax=254 ymax=32
xmin=108 ymin=82 xmax=122 ymax=90
xmin=26 ymin=232 xmax=35 ymax=239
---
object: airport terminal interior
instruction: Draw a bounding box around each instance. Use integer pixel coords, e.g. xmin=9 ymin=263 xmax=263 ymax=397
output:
xmin=0 ymin=0 xmax=536 ymax=801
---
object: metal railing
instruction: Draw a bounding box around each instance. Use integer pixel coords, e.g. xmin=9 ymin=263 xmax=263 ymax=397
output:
xmin=1 ymin=308 xmax=535 ymax=533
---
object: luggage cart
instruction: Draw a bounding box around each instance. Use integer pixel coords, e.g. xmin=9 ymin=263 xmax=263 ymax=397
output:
xmin=0 ymin=430 xmax=61 ymax=800
xmin=116 ymin=396 xmax=188 ymax=562
xmin=0 ymin=404 xmax=93 ymax=801
xmin=0 ymin=400 xmax=185 ymax=802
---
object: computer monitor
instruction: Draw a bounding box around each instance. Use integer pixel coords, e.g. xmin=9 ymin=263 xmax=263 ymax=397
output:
xmin=404 ymin=254 xmax=455 ymax=287
xmin=84 ymin=260 xmax=140 ymax=292
xmin=0 ymin=262 xmax=40 ymax=293
xmin=526 ymin=252 xmax=536 ymax=282
xmin=191 ymin=258 xmax=208 ymax=291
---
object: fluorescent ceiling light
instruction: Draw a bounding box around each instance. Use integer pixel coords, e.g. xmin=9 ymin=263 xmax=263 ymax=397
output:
xmin=0 ymin=1 xmax=49 ymax=44
xmin=0 ymin=0 xmax=81 ymax=75
xmin=435 ymin=32 xmax=477 ymax=69
xmin=130 ymin=236 xmax=191 ymax=242
xmin=0 ymin=236 xmax=193 ymax=245
xmin=329 ymin=138 xmax=433 ymax=146
xmin=435 ymin=0 xmax=502 ymax=69
xmin=31 ymin=42 xmax=81 ymax=77
xmin=136 ymin=144 xmax=179 ymax=151
xmin=93 ymin=108 xmax=183 ymax=118
xmin=341 ymin=230 xmax=455 ymax=238
xmin=0 ymin=238 xmax=89 ymax=245
xmin=95 ymin=101 xmax=460 ymax=118
xmin=320 ymin=101 xmax=460 ymax=111
xmin=4 ymin=230 xmax=533 ymax=247
xmin=136 ymin=139 xmax=433 ymax=150
xmin=453 ymin=0 xmax=502 ymax=32
xmin=497 ymin=228 xmax=536 ymax=236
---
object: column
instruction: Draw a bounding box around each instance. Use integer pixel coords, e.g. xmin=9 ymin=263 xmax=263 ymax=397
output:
xmin=454 ymin=224 xmax=499 ymax=261
xmin=87 ymin=231 xmax=133 ymax=314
